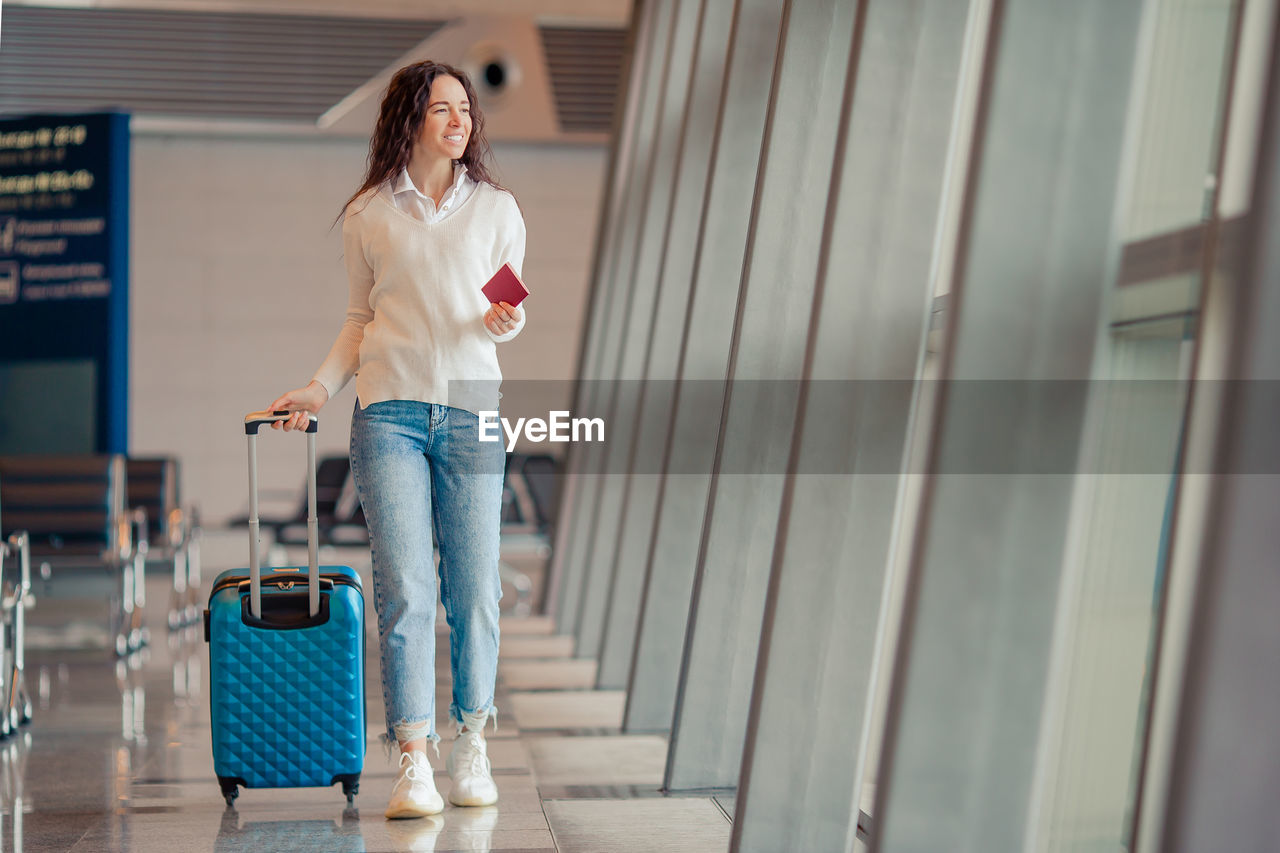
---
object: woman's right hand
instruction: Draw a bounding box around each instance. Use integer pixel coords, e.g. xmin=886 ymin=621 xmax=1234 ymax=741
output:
xmin=268 ymin=380 xmax=330 ymax=432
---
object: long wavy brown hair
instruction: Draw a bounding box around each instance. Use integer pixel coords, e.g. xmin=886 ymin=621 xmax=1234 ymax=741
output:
xmin=339 ymin=61 xmax=503 ymax=220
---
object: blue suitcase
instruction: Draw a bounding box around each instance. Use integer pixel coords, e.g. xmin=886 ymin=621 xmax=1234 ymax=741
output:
xmin=204 ymin=411 xmax=366 ymax=806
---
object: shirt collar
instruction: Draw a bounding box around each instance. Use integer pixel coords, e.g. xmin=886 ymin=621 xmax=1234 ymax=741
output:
xmin=392 ymin=163 xmax=469 ymax=200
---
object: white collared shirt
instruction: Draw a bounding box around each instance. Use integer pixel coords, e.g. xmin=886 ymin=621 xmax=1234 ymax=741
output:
xmin=382 ymin=163 xmax=476 ymax=224
xmin=314 ymin=176 xmax=528 ymax=414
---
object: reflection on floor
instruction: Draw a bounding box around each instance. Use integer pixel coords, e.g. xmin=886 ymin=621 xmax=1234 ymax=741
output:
xmin=0 ymin=572 xmax=733 ymax=852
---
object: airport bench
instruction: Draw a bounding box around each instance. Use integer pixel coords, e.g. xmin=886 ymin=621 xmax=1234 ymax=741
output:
xmin=0 ymin=454 xmax=147 ymax=655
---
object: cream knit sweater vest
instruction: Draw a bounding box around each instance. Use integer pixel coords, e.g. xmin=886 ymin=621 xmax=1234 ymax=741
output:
xmin=313 ymin=182 xmax=526 ymax=415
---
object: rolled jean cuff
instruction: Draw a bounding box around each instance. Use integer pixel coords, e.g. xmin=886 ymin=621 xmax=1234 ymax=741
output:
xmin=389 ymin=718 xmax=440 ymax=746
xmin=452 ymin=703 xmax=498 ymax=734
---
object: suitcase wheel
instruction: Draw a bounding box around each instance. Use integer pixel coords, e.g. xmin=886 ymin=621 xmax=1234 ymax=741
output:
xmin=218 ymin=777 xmax=240 ymax=807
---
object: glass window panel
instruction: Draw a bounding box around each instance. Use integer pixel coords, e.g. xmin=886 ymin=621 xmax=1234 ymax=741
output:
xmin=1024 ymin=1 xmax=1240 ymax=850
xmin=1126 ymin=0 xmax=1237 ymax=240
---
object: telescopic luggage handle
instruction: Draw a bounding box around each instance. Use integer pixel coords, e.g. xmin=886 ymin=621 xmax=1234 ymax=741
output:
xmin=243 ymin=409 xmax=320 ymax=620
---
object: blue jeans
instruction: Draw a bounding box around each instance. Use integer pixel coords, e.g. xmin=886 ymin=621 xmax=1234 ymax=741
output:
xmin=349 ymin=400 xmax=505 ymax=745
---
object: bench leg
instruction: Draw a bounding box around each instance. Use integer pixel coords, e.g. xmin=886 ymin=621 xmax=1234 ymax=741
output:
xmin=185 ymin=532 xmax=203 ymax=625
xmin=0 ymin=611 xmax=10 ymax=739
xmin=131 ymin=552 xmax=148 ymax=650
xmin=168 ymin=551 xmax=186 ymax=630
xmin=8 ymin=600 xmax=31 ymax=728
xmin=111 ymin=565 xmax=129 ymax=656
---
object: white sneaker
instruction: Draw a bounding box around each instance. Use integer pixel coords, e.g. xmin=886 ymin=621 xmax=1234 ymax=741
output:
xmin=446 ymin=731 xmax=499 ymax=806
xmin=385 ymin=750 xmax=444 ymax=819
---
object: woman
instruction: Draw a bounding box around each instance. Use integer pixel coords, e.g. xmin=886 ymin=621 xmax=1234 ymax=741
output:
xmin=269 ymin=60 xmax=525 ymax=819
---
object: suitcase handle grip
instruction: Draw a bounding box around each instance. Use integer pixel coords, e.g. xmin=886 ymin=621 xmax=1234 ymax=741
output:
xmin=237 ymin=577 xmax=334 ymax=594
xmin=245 ymin=410 xmax=318 ymax=434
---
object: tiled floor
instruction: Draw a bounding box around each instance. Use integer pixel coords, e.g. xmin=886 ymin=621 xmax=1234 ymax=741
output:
xmin=541 ymin=800 xmax=731 ymax=853
xmin=0 ymin=569 xmax=733 ymax=852
xmin=495 ymin=661 xmax=597 ymax=692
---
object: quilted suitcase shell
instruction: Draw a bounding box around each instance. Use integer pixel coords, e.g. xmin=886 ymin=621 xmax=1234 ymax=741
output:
xmin=207 ymin=565 xmax=365 ymax=795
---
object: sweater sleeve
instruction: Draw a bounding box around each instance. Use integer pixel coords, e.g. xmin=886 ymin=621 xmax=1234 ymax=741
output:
xmin=312 ymin=209 xmax=374 ymax=398
xmin=485 ymin=196 xmax=527 ymax=344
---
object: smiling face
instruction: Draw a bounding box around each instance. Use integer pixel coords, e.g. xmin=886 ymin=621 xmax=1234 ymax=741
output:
xmin=416 ymin=74 xmax=472 ymax=166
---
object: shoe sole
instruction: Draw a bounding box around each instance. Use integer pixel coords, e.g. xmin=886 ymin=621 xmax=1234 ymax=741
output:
xmin=448 ymin=790 xmax=499 ymax=807
xmin=385 ymin=801 xmax=444 ymax=819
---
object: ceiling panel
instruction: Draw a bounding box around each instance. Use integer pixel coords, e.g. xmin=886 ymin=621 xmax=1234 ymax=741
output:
xmin=540 ymin=25 xmax=627 ymax=134
xmin=0 ymin=6 xmax=629 ymax=136
xmin=0 ymin=6 xmax=443 ymax=121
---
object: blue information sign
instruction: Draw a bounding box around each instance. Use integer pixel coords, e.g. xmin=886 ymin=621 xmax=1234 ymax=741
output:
xmin=0 ymin=112 xmax=129 ymax=454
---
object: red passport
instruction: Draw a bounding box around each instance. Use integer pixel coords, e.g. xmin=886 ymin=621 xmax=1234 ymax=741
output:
xmin=481 ymin=262 xmax=529 ymax=307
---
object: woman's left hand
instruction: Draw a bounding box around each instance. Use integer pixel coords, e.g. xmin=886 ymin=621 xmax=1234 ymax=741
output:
xmin=484 ymin=301 xmax=523 ymax=336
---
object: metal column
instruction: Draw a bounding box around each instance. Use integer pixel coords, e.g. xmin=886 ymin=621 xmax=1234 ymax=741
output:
xmin=868 ymin=0 xmax=1147 ymax=850
xmin=621 ymin=0 xmax=789 ymax=733
xmin=574 ymin=0 xmax=708 ymax=662
xmin=731 ymin=1 xmax=974 ymax=849
xmin=594 ymin=0 xmax=736 ymax=689
xmin=1154 ymin=6 xmax=1280 ymax=850
xmin=551 ymin=0 xmax=676 ymax=637
xmin=664 ymin=0 xmax=861 ymax=791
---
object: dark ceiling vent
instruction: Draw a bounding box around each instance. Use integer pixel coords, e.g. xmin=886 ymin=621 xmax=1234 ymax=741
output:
xmin=0 ymin=6 xmax=443 ymax=122
xmin=539 ymin=26 xmax=627 ymax=135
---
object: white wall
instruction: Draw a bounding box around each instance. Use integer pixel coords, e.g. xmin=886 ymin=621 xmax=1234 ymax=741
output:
xmin=129 ymin=133 xmax=605 ymax=525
